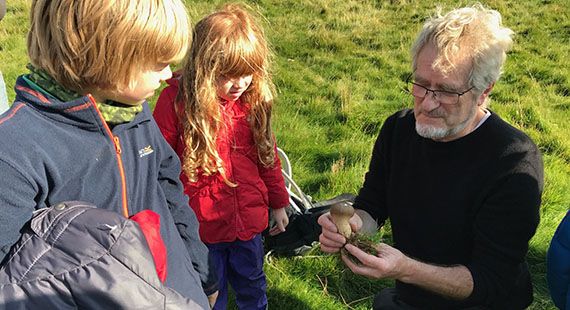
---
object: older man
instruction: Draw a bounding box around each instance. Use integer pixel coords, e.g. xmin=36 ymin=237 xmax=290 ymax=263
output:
xmin=319 ymin=4 xmax=543 ymax=309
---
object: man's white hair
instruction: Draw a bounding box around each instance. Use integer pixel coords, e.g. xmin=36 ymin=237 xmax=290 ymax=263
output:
xmin=411 ymin=3 xmax=514 ymax=106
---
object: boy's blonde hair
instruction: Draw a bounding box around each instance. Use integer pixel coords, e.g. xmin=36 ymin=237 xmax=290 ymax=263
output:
xmin=177 ymin=3 xmax=275 ymax=184
xmin=27 ymin=0 xmax=190 ymax=92
xmin=411 ymin=3 xmax=513 ymax=105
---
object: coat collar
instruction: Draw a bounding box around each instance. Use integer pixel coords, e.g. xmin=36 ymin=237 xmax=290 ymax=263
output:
xmin=14 ymin=75 xmax=151 ymax=131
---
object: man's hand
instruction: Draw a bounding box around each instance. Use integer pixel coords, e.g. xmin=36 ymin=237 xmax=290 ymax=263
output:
xmin=268 ymin=207 xmax=289 ymax=236
xmin=207 ymin=291 xmax=218 ymax=309
xmin=341 ymin=243 xmax=408 ymax=279
xmin=317 ymin=211 xmax=363 ymax=253
xmin=342 ymin=243 xmax=474 ymax=300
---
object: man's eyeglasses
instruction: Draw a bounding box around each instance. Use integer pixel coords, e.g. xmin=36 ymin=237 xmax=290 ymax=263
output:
xmin=407 ymin=79 xmax=474 ymax=105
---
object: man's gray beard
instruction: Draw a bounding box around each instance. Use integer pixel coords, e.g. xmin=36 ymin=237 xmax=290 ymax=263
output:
xmin=415 ymin=104 xmax=479 ymax=140
xmin=415 ymin=117 xmax=470 ymax=140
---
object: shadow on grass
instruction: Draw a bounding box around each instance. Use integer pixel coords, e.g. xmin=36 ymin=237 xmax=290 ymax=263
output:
xmin=266 ymin=287 xmax=314 ymax=310
xmin=319 ymin=266 xmax=391 ymax=309
xmin=225 ymin=284 xmax=314 ymax=310
xmin=527 ymin=244 xmax=556 ymax=309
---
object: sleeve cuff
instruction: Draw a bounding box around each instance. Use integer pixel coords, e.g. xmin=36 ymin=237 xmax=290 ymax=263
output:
xmin=268 ymin=191 xmax=290 ymax=210
xmin=203 ymin=281 xmax=219 ymax=296
xmin=463 ymin=264 xmax=484 ymax=305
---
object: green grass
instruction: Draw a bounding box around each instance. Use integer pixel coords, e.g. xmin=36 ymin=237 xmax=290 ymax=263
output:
xmin=1 ymin=0 xmax=569 ymax=309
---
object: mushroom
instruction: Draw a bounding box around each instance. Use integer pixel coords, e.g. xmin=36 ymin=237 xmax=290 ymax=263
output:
xmin=329 ymin=201 xmax=355 ymax=239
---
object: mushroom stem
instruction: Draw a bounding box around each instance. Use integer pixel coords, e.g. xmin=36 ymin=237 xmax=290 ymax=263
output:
xmin=329 ymin=201 xmax=355 ymax=239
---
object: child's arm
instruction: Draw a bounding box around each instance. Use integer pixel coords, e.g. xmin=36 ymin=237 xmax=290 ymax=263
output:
xmin=260 ymin=143 xmax=290 ymax=235
xmin=258 ymin=142 xmax=290 ymax=206
xmin=156 ymin=136 xmax=219 ymax=296
xmin=0 ymin=160 xmax=37 ymax=263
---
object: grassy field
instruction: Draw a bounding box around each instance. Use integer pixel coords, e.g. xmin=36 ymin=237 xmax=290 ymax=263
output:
xmin=1 ymin=0 xmax=569 ymax=309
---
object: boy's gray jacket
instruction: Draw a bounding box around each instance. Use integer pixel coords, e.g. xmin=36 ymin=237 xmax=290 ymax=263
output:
xmin=0 ymin=77 xmax=217 ymax=307
xmin=0 ymin=202 xmax=203 ymax=309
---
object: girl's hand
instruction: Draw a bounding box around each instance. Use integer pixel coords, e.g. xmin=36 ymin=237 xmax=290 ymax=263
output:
xmin=207 ymin=291 xmax=219 ymax=309
xmin=269 ymin=207 xmax=289 ymax=236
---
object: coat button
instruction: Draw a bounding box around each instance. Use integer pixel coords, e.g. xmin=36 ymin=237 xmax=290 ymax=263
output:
xmin=54 ymin=203 xmax=67 ymax=210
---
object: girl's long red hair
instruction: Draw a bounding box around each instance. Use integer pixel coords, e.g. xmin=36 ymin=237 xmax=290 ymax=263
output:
xmin=177 ymin=4 xmax=276 ymax=184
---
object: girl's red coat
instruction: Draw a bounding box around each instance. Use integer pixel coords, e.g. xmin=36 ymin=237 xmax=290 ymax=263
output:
xmin=153 ymin=77 xmax=289 ymax=244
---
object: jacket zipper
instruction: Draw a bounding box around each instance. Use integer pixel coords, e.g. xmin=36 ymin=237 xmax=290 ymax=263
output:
xmin=226 ymin=107 xmax=243 ymax=233
xmin=88 ymin=95 xmax=129 ymax=218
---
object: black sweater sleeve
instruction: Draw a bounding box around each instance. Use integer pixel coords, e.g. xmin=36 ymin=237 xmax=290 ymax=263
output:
xmin=465 ymin=142 xmax=543 ymax=306
xmin=353 ymin=114 xmax=396 ymax=226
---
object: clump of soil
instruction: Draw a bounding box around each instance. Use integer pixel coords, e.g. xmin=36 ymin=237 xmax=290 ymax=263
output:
xmin=341 ymin=233 xmax=378 ymax=266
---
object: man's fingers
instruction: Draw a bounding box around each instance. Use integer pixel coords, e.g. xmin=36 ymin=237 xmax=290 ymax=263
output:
xmin=341 ymin=245 xmax=382 ymax=278
xmin=345 ymin=243 xmax=375 ymax=266
xmin=318 ymin=233 xmax=342 ymax=248
xmin=345 ymin=244 xmax=378 ymax=268
xmin=318 ymin=212 xmax=350 ymax=253
xmin=320 ymin=225 xmax=346 ymax=244
xmin=317 ymin=212 xmax=338 ymax=232
xmin=340 ymin=250 xmax=368 ymax=275
xmin=319 ymin=242 xmax=341 ymax=253
xmin=319 ymin=231 xmax=346 ymax=252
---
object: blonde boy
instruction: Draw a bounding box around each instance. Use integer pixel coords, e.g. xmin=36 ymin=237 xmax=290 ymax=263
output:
xmin=0 ymin=0 xmax=217 ymax=307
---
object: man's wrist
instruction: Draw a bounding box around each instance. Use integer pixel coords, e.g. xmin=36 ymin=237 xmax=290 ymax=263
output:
xmin=392 ymin=257 xmax=474 ymax=300
xmin=395 ymin=254 xmax=416 ymax=282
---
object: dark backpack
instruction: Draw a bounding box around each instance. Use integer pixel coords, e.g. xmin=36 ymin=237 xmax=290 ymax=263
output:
xmin=263 ymin=193 xmax=355 ymax=256
xmin=265 ymin=148 xmax=356 ymax=256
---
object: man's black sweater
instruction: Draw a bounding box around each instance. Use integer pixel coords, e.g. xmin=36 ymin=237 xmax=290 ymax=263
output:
xmin=355 ymin=109 xmax=543 ymax=309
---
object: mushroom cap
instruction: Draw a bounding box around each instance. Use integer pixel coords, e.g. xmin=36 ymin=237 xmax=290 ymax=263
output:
xmin=330 ymin=201 xmax=355 ymax=217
